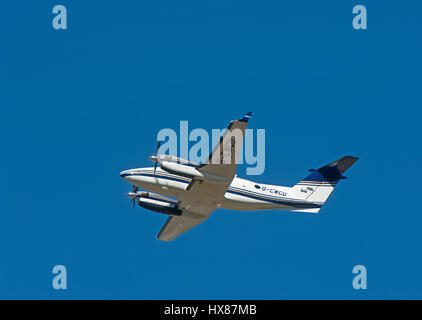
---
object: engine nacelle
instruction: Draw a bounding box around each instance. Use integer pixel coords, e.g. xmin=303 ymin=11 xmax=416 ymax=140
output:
xmin=138 ymin=197 xmax=182 ymax=216
xmin=160 ymin=159 xmax=228 ymax=183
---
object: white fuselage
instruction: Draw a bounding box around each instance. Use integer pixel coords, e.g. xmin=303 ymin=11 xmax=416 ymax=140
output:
xmin=120 ymin=167 xmax=320 ymax=212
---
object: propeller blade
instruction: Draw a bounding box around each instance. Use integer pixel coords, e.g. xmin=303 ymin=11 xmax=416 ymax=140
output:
xmin=154 ymin=141 xmax=161 ymax=175
xmin=127 ymin=191 xmax=137 ymax=208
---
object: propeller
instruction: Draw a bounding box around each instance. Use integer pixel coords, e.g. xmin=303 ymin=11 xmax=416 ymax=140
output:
xmin=128 ymin=185 xmax=139 ymax=208
xmin=149 ymin=141 xmax=161 ymax=175
xmin=126 ymin=189 xmax=149 ymax=208
xmin=130 ymin=196 xmax=136 ymax=208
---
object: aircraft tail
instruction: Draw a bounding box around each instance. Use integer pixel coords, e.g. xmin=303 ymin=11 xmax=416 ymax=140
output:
xmin=291 ymin=156 xmax=359 ymax=213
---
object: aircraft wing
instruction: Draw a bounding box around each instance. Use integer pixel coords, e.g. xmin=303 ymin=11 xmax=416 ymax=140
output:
xmin=156 ymin=205 xmax=215 ymax=241
xmin=156 ymin=180 xmax=225 ymax=241
xmin=157 ymin=112 xmax=252 ymax=241
xmin=196 ymin=112 xmax=252 ymax=183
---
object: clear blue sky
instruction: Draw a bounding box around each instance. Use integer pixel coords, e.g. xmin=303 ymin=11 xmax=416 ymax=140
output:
xmin=1 ymin=1 xmax=421 ymax=299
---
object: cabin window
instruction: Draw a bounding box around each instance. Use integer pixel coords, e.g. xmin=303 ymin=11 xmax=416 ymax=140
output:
xmin=255 ymin=185 xmax=261 ymax=189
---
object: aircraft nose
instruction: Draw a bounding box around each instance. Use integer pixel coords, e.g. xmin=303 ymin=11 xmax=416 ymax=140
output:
xmin=120 ymin=170 xmax=131 ymax=178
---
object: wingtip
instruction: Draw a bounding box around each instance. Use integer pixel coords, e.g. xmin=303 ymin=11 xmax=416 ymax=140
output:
xmin=239 ymin=111 xmax=253 ymax=122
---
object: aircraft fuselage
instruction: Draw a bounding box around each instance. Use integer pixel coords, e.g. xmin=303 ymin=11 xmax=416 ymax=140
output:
xmin=120 ymin=167 xmax=321 ymax=212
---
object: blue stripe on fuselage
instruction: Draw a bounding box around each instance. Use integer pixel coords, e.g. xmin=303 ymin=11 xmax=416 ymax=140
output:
xmin=225 ymin=189 xmax=321 ymax=208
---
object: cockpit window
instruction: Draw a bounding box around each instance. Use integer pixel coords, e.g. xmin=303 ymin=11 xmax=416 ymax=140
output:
xmin=255 ymin=185 xmax=261 ymax=189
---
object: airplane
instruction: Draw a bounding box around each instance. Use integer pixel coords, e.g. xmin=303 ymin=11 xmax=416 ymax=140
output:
xmin=120 ymin=113 xmax=359 ymax=241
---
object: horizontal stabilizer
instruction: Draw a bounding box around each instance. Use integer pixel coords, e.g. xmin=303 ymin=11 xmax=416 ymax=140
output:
xmin=317 ymin=156 xmax=359 ymax=181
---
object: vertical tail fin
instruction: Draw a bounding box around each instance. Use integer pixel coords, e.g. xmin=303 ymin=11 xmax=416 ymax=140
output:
xmin=291 ymin=156 xmax=359 ymax=213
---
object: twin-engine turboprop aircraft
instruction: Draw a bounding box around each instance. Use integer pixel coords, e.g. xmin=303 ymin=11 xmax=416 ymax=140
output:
xmin=120 ymin=113 xmax=359 ymax=241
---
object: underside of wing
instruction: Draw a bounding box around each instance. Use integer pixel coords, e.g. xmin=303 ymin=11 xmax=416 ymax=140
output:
xmin=156 ymin=181 xmax=221 ymax=241
xmin=157 ymin=113 xmax=253 ymax=241
xmin=156 ymin=206 xmax=215 ymax=241
xmin=197 ymin=112 xmax=252 ymax=182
